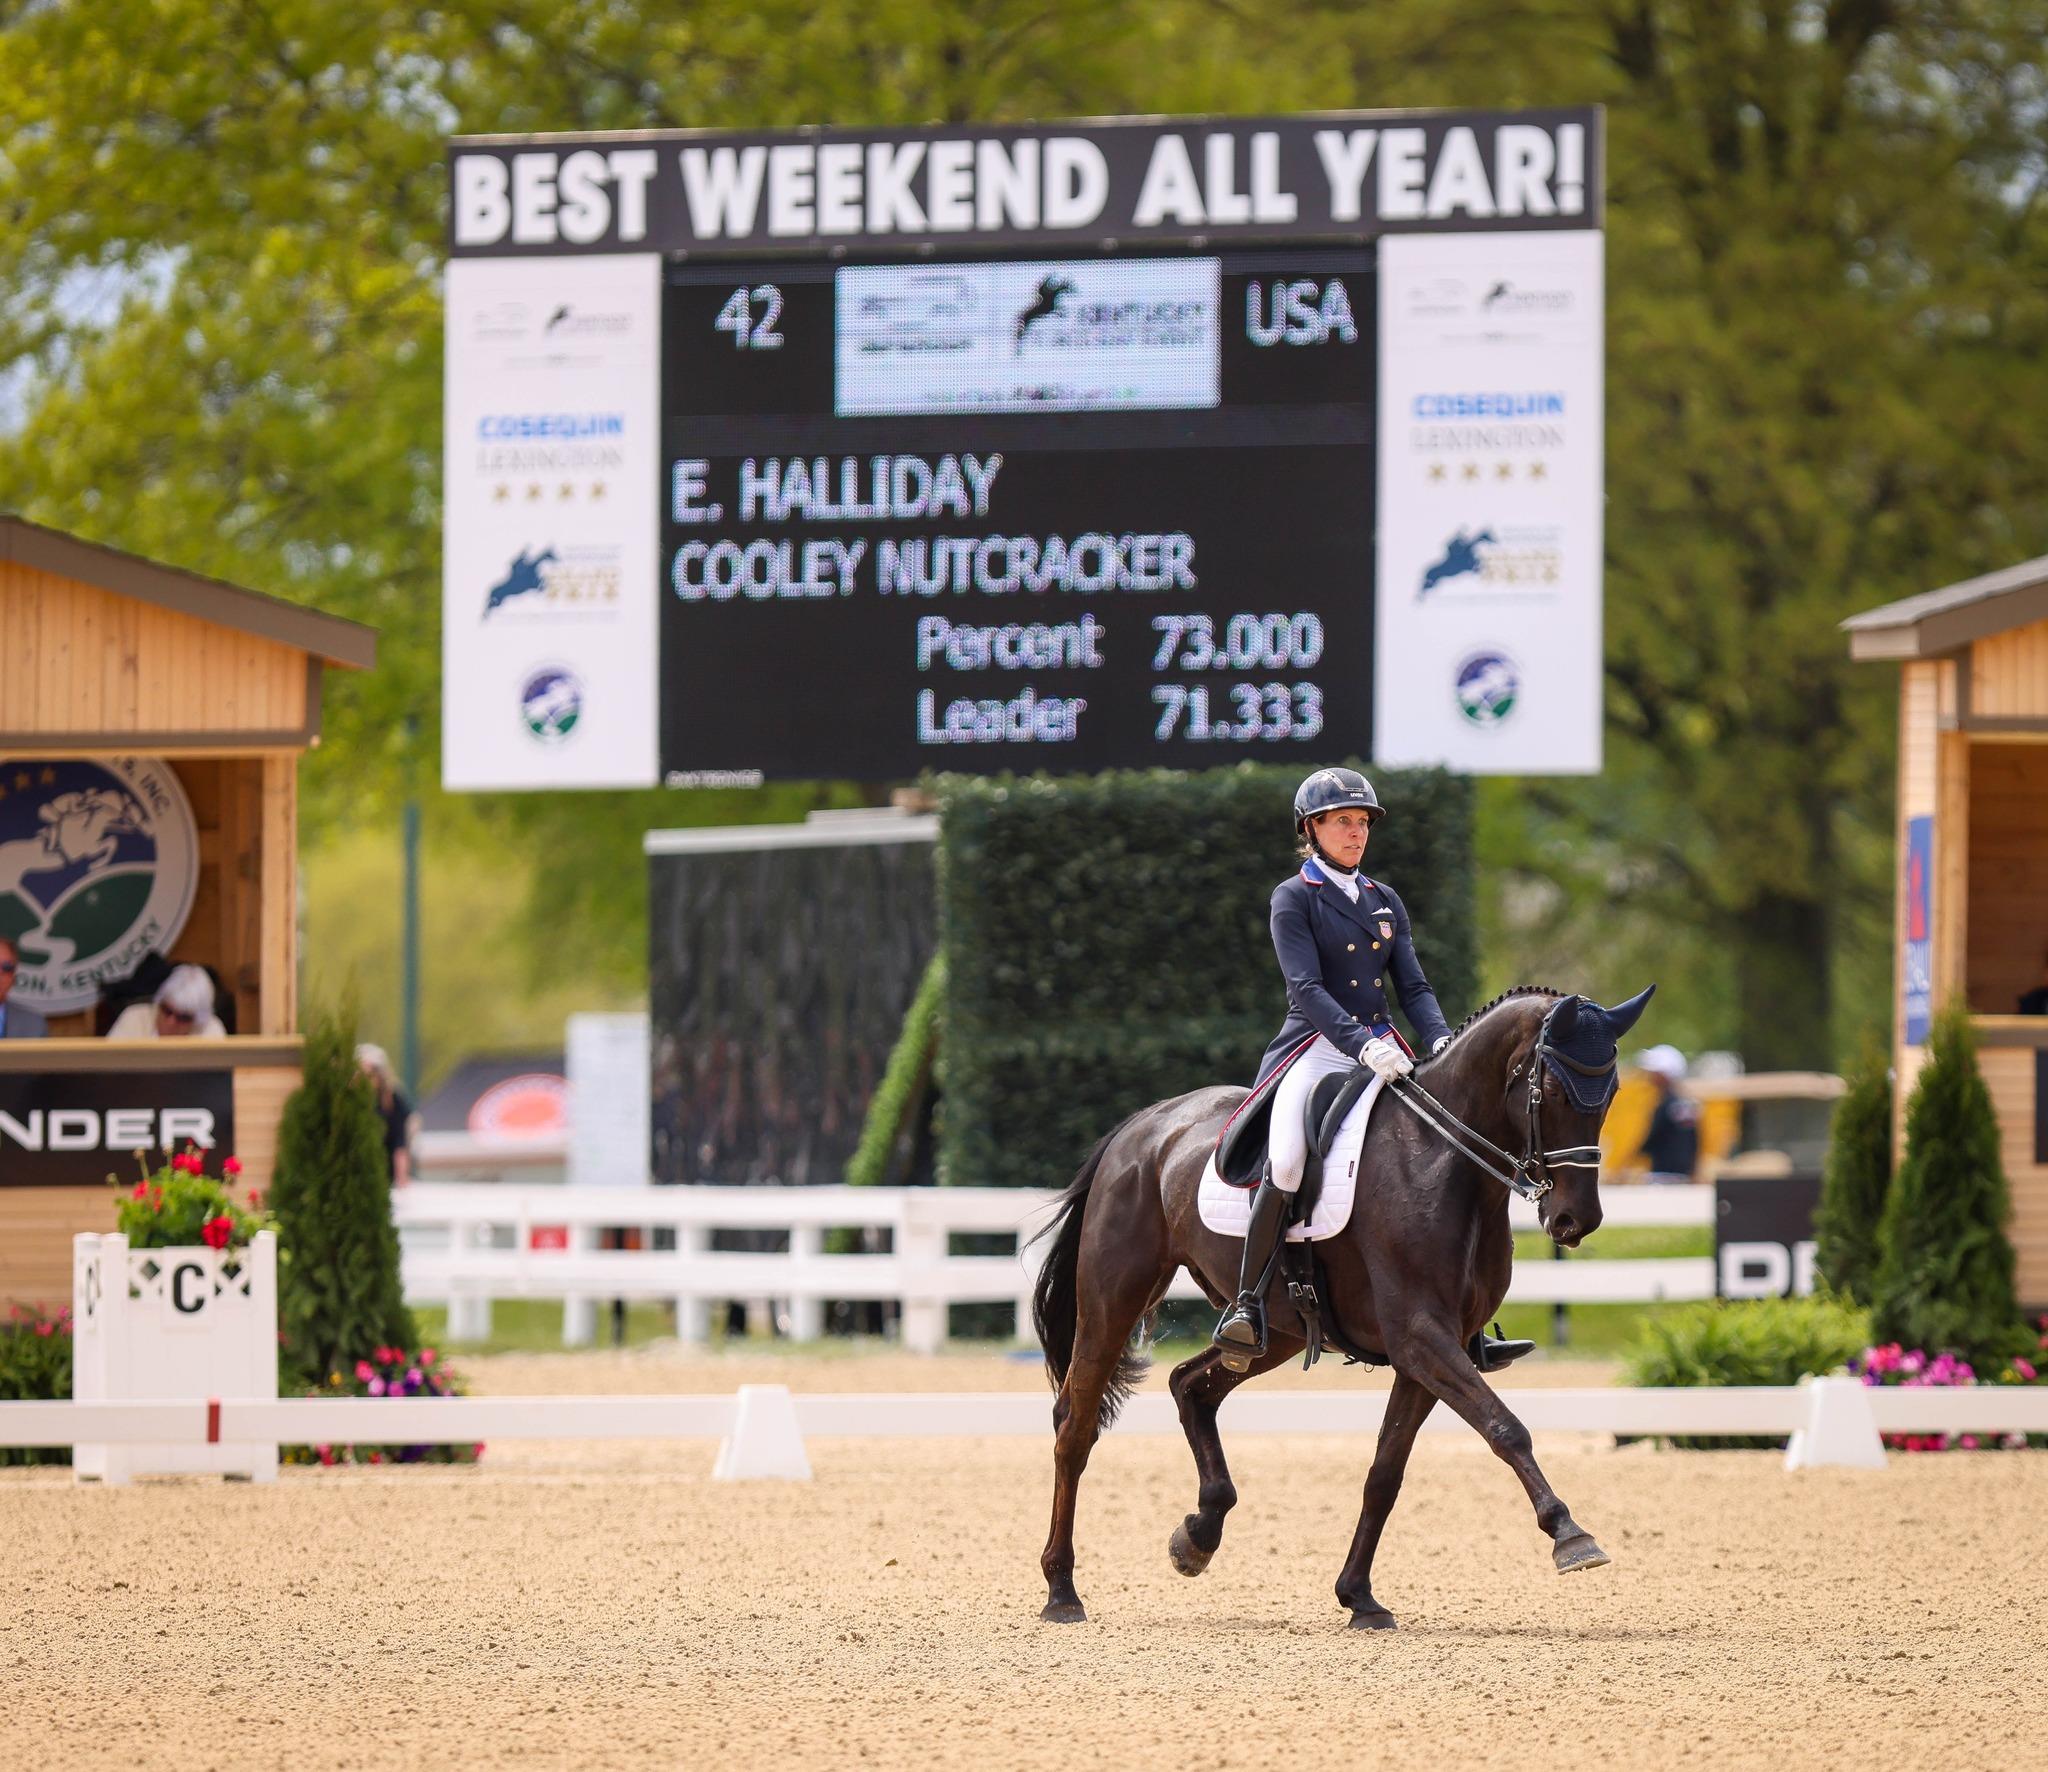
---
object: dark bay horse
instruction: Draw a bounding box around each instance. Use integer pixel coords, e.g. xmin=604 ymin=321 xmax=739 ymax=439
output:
xmin=1028 ymin=985 xmax=1653 ymax=1627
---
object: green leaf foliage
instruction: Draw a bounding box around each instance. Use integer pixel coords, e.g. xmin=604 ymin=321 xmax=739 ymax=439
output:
xmin=270 ymin=1003 xmax=416 ymax=1385
xmin=1621 ymin=1295 xmax=1870 ymax=1448
xmin=847 ymin=952 xmax=945 ymax=1189
xmin=1870 ymin=1001 xmax=2022 ymax=1362
xmin=1812 ymin=1041 xmax=1893 ymax=1304
xmin=936 ymin=764 xmax=1473 ymax=1188
xmin=0 ymin=1309 xmax=75 ymax=1465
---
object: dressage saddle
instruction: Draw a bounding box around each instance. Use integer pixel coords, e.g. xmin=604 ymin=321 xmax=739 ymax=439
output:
xmin=1215 ymin=1066 xmax=1533 ymax=1375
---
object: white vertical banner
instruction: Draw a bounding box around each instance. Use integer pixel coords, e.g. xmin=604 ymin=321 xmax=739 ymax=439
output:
xmin=443 ymin=254 xmax=660 ymax=789
xmin=1373 ymin=232 xmax=1604 ymax=773
xmin=567 ymin=1011 xmax=651 ymax=1187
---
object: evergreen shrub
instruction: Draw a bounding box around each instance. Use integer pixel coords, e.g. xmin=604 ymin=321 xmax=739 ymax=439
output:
xmin=1870 ymin=1000 xmax=2022 ymax=1362
xmin=1813 ymin=1041 xmax=1892 ymax=1303
xmin=270 ymin=1003 xmax=415 ymax=1386
xmin=935 ymin=763 xmax=1475 ymax=1189
xmin=847 ymin=952 xmax=943 ymax=1188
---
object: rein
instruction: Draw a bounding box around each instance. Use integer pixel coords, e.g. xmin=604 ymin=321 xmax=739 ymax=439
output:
xmin=1386 ymin=1019 xmax=1608 ymax=1204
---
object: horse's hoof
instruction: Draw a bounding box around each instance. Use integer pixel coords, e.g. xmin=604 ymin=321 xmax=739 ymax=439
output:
xmin=1040 ymin=1599 xmax=1088 ymax=1623
xmin=1554 ymin=1532 xmax=1611 ymax=1574
xmin=1168 ymin=1523 xmax=1212 ymax=1577
xmin=1347 ymin=1608 xmax=1398 ymax=1631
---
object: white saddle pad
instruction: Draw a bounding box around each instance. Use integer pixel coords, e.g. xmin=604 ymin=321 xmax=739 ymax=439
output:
xmin=1195 ymin=1073 xmax=1387 ymax=1243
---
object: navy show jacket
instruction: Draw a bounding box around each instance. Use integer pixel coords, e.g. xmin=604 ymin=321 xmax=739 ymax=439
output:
xmin=1253 ymin=857 xmax=1452 ymax=1086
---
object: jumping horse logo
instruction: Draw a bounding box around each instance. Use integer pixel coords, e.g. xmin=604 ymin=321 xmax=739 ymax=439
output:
xmin=1014 ymin=275 xmax=1077 ymax=352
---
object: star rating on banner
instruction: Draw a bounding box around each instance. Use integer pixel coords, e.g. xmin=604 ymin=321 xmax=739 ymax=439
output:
xmin=491 ymin=482 xmax=609 ymax=504
xmin=1423 ymin=460 xmax=1550 ymax=484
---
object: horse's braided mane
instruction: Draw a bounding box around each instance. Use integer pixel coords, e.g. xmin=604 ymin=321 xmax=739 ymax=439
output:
xmin=1422 ymin=984 xmax=1569 ymax=1064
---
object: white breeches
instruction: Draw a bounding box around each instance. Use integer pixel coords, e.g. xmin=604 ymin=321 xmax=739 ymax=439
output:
xmin=1267 ymin=1036 xmax=1363 ymax=1193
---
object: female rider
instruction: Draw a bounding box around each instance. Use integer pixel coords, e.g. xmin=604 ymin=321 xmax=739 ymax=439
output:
xmin=1212 ymin=768 xmax=1456 ymax=1366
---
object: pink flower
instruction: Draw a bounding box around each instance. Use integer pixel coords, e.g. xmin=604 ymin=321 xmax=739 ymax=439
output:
xmin=367 ymin=1376 xmax=386 ymax=1397
xmin=1959 ymin=1435 xmax=1980 ymax=1450
xmin=2013 ymin=1358 xmax=2037 ymax=1382
xmin=1900 ymin=1350 xmax=1925 ymax=1376
xmin=35 ymin=1320 xmax=55 ymax=1338
xmin=420 ymin=1348 xmax=437 ymax=1366
xmin=354 ymin=1361 xmax=375 ymax=1383
xmin=406 ymin=1368 xmax=422 ymax=1386
xmin=316 ymin=1444 xmax=335 ymax=1466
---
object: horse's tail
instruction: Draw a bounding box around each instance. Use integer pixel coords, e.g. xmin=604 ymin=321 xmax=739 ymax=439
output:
xmin=1029 ymin=1113 xmax=1150 ymax=1428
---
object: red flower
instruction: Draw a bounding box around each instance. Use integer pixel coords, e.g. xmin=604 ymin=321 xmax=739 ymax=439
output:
xmin=223 ymin=1156 xmax=243 ymax=1177
xmin=246 ymin=1189 xmax=263 ymax=1209
xmin=131 ymin=1182 xmax=150 ymax=1200
xmin=200 ymin=1215 xmax=234 ymax=1251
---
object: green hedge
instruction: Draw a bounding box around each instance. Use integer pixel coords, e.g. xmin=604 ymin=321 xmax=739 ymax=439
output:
xmin=935 ymin=763 xmax=1475 ymax=1189
xmin=1621 ymin=1296 xmax=1871 ymax=1448
xmin=847 ymin=952 xmax=944 ymax=1188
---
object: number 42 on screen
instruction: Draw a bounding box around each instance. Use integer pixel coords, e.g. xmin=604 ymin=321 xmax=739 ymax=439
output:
xmin=714 ymin=285 xmax=785 ymax=350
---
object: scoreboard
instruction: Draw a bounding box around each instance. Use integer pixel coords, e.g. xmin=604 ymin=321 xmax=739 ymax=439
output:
xmin=660 ymin=251 xmax=1374 ymax=778
xmin=442 ymin=111 xmax=1604 ymax=789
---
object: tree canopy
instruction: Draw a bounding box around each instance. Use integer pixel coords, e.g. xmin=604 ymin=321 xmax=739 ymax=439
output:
xmin=3 ymin=1 xmax=2044 ymax=1063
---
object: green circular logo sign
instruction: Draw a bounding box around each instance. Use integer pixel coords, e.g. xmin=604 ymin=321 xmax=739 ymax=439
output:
xmin=0 ymin=757 xmax=200 ymax=1015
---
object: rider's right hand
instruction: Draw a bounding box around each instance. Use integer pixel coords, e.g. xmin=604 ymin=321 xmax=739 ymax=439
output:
xmin=1359 ymin=1037 xmax=1414 ymax=1082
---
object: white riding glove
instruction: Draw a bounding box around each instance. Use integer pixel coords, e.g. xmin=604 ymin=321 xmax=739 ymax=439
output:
xmin=1431 ymin=1035 xmax=1452 ymax=1055
xmin=1358 ymin=1036 xmax=1413 ymax=1081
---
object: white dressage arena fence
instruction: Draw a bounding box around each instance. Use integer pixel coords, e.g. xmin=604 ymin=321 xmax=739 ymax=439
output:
xmin=70 ymin=1230 xmax=280 ymax=1483
xmin=5 ymin=1378 xmax=2046 ymax=1481
xmin=393 ymin=1183 xmax=1717 ymax=1351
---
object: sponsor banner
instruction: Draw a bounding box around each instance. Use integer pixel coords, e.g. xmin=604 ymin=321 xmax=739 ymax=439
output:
xmin=0 ymin=1071 xmax=234 ymax=1188
xmin=1715 ymin=1174 xmax=1822 ymax=1299
xmin=1902 ymin=814 xmax=1934 ymax=1044
xmin=447 ymin=109 xmax=1601 ymax=257
xmin=0 ymin=757 xmax=199 ymax=1016
xmin=1372 ymin=230 xmax=1603 ymax=773
xmin=836 ymin=258 xmax=1220 ymax=416
xmin=442 ymin=254 xmax=661 ymax=790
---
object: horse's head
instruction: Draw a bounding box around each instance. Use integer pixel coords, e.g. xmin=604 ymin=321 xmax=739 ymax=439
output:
xmin=1511 ymin=987 xmax=1656 ymax=1248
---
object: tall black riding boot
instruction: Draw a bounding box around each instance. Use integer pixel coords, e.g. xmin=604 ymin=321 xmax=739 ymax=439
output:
xmin=1212 ymin=1175 xmax=1291 ymax=1373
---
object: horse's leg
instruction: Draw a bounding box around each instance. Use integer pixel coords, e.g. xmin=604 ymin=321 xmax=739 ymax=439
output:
xmin=1165 ymin=1340 xmax=1297 ymax=1578
xmin=1383 ymin=1312 xmax=1609 ymax=1573
xmin=1040 ymin=1265 xmax=1170 ymax=1623
xmin=1332 ymin=1371 xmax=1437 ymax=1628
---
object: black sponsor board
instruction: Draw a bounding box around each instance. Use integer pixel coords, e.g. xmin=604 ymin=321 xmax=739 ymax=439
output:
xmin=448 ymin=109 xmax=1602 ymax=257
xmin=1714 ymin=1173 xmax=1823 ymax=1300
xmin=658 ymin=250 xmax=1376 ymax=781
xmin=0 ymin=1071 xmax=235 ymax=1188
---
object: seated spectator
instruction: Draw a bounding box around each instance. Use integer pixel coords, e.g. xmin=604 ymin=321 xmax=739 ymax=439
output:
xmin=104 ymin=964 xmax=228 ymax=1039
xmin=2019 ymin=949 xmax=2048 ymax=1015
xmin=0 ymin=934 xmax=47 ymax=1039
xmin=1636 ymin=1044 xmax=1701 ymax=1184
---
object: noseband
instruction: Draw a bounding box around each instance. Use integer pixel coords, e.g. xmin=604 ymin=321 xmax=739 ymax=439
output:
xmin=1388 ymin=999 xmax=1612 ymax=1204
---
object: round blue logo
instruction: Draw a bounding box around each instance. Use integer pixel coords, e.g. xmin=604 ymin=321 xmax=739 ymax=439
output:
xmin=1454 ymin=650 xmax=1520 ymax=727
xmin=520 ymin=666 xmax=584 ymax=744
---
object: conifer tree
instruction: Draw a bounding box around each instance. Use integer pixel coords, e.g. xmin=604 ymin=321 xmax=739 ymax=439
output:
xmin=1813 ymin=1042 xmax=1892 ymax=1305
xmin=1869 ymin=1001 xmax=2020 ymax=1360
xmin=270 ymin=1003 xmax=415 ymax=1383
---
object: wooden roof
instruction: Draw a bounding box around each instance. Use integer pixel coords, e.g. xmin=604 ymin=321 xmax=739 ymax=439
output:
xmin=1843 ymin=554 xmax=2048 ymax=661
xmin=0 ymin=515 xmax=376 ymax=670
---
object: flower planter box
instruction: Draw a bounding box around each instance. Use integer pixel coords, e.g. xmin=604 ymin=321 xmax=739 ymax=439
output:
xmin=71 ymin=1230 xmax=279 ymax=1484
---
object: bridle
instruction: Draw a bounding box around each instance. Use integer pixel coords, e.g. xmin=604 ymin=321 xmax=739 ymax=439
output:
xmin=1387 ymin=999 xmax=1612 ymax=1204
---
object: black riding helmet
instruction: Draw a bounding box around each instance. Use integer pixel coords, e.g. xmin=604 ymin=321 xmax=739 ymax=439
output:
xmin=1293 ymin=766 xmax=1385 ymax=835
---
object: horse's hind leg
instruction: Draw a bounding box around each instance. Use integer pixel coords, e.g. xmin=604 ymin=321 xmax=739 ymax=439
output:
xmin=1166 ymin=1341 xmax=1295 ymax=1578
xmin=1040 ymin=1267 xmax=1169 ymax=1623
xmin=1333 ymin=1371 xmax=1437 ymax=1628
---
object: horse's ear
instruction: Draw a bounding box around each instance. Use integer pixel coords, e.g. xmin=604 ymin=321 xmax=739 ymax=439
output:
xmin=1546 ymin=995 xmax=1582 ymax=1043
xmin=1599 ymin=985 xmax=1657 ymax=1041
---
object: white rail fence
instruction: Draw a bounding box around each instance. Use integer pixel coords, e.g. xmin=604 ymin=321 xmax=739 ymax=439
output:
xmin=393 ymin=1183 xmax=1715 ymax=1351
xmin=4 ymin=1379 xmax=2044 ymax=1479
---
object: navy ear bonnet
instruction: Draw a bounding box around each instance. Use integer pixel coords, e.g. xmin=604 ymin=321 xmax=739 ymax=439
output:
xmin=1538 ymin=987 xmax=1656 ymax=1113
